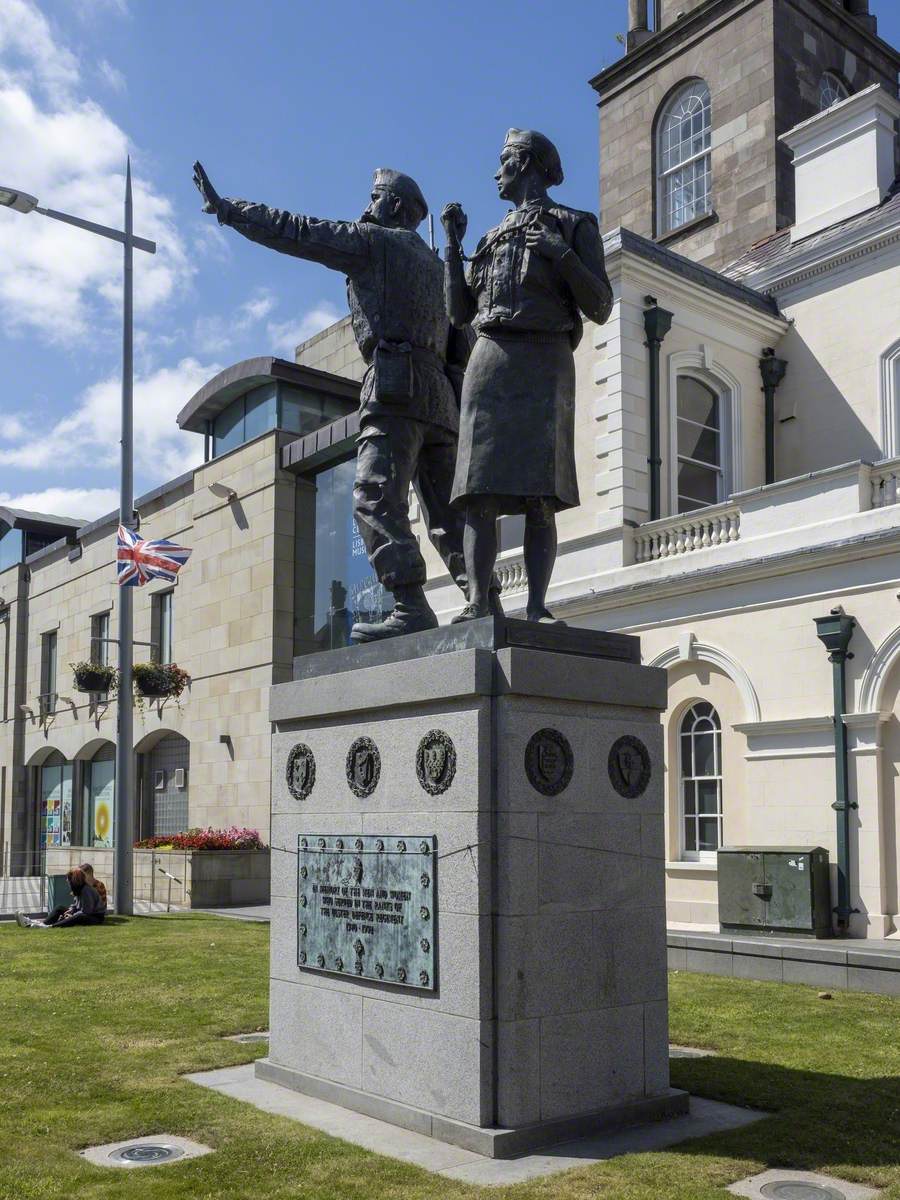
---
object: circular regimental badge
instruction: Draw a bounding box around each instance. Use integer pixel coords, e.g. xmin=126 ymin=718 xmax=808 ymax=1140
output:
xmin=346 ymin=736 xmax=381 ymax=798
xmin=416 ymin=729 xmax=457 ymax=795
xmin=285 ymin=743 xmax=316 ymax=801
xmin=524 ymin=728 xmax=574 ymax=796
xmin=607 ymin=734 xmax=652 ymax=799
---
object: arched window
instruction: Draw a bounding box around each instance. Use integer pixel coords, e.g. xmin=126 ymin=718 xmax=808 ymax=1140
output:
xmin=680 ymin=701 xmax=723 ymax=860
xmin=676 ymin=375 xmax=723 ymax=512
xmin=819 ymin=72 xmax=850 ymax=111
xmin=657 ymin=80 xmax=712 ymax=236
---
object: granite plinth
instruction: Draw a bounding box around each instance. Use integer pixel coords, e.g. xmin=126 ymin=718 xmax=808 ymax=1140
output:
xmin=268 ymin=620 xmax=673 ymax=1154
xmin=292 ymin=615 xmax=640 ymax=680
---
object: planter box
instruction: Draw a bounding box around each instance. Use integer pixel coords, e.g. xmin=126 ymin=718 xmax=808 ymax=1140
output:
xmin=134 ymin=847 xmax=270 ymax=908
xmin=73 ymin=670 xmax=115 ymax=693
xmin=45 ymin=847 xmax=270 ymax=909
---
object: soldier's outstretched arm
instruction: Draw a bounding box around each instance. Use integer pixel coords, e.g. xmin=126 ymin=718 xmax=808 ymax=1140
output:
xmin=557 ymin=215 xmax=614 ymax=327
xmin=193 ymin=161 xmax=370 ymax=275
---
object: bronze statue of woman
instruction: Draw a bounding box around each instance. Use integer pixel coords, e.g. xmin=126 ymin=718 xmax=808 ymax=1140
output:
xmin=442 ymin=129 xmax=613 ymax=623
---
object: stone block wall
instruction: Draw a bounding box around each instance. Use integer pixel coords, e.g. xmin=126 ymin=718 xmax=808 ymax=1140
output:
xmin=593 ymin=0 xmax=899 ymax=271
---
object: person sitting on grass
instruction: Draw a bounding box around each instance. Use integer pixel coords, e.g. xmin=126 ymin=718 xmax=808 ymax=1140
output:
xmin=16 ymin=868 xmax=104 ymax=929
xmin=79 ymin=862 xmax=107 ymax=914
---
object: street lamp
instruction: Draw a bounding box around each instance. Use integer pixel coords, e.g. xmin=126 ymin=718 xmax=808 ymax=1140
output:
xmin=0 ymin=161 xmax=157 ymax=916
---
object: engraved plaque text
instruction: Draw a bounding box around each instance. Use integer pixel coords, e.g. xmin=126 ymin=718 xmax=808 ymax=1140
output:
xmin=297 ymin=834 xmax=436 ymax=990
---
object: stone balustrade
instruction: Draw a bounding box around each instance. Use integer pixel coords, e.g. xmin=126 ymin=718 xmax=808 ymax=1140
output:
xmin=633 ymin=504 xmax=741 ymax=563
xmin=495 ymin=557 xmax=528 ymax=594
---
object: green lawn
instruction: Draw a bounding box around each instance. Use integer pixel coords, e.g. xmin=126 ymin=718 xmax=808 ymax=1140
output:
xmin=1 ymin=916 xmax=898 ymax=1200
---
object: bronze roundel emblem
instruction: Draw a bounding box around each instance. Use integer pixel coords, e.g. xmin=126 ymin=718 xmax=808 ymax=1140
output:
xmin=608 ymin=735 xmax=651 ymax=799
xmin=524 ymin=728 xmax=574 ymax=796
xmin=286 ymin=743 xmax=316 ymax=801
xmin=416 ymin=729 xmax=457 ymax=795
xmin=346 ymin=736 xmax=381 ymax=797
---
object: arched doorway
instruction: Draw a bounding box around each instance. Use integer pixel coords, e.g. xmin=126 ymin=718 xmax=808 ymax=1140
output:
xmin=134 ymin=731 xmax=190 ymax=839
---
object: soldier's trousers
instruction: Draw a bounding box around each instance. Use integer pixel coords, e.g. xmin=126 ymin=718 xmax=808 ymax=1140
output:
xmin=353 ymin=415 xmax=467 ymax=593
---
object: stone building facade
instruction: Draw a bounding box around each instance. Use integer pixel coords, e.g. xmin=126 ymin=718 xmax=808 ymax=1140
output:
xmin=593 ymin=0 xmax=900 ymax=269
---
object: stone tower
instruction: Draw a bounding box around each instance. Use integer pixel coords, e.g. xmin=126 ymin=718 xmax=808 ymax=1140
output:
xmin=594 ymin=0 xmax=900 ymax=269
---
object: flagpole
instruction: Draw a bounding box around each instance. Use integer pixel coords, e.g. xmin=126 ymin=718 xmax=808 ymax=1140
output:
xmin=115 ymin=157 xmax=135 ymax=917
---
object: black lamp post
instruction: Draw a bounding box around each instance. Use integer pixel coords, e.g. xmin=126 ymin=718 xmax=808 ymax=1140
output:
xmin=814 ymin=607 xmax=857 ymax=934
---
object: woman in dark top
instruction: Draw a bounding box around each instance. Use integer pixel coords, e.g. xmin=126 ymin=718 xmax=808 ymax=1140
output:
xmin=442 ymin=128 xmax=613 ymax=623
xmin=16 ymin=868 xmax=104 ymax=929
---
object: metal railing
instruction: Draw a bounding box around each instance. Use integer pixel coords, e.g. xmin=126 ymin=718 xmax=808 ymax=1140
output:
xmin=0 ymin=849 xmax=47 ymax=914
xmin=633 ymin=503 xmax=741 ymax=563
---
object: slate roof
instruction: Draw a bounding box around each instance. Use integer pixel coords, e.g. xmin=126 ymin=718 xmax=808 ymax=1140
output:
xmin=723 ymin=177 xmax=900 ymax=285
xmin=604 ymin=227 xmax=782 ymax=317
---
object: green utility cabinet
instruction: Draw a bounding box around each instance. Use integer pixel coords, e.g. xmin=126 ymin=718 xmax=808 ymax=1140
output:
xmin=45 ymin=874 xmax=73 ymax=914
xmin=717 ymin=846 xmax=832 ymax=938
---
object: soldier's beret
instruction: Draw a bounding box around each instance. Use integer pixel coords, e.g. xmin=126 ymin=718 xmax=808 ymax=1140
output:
xmin=372 ymin=169 xmax=428 ymax=223
xmin=503 ymin=129 xmax=564 ymax=187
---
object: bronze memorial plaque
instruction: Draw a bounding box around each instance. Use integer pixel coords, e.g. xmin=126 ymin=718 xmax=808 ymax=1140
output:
xmin=297 ymin=834 xmax=436 ymax=990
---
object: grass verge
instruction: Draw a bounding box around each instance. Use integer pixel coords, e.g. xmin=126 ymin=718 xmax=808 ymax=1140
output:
xmin=0 ymin=917 xmax=898 ymax=1199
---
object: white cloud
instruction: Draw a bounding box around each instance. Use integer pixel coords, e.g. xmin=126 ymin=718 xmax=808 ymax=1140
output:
xmin=0 ymin=1 xmax=191 ymax=344
xmin=193 ymin=288 xmax=277 ymax=355
xmin=0 ymin=357 xmax=219 ymax=481
xmin=0 ymin=0 xmax=79 ymax=101
xmin=97 ymin=58 xmax=125 ymax=93
xmin=0 ymin=486 xmax=118 ymax=521
xmin=0 ymin=414 xmax=29 ymax=440
xmin=267 ymin=302 xmax=343 ymax=359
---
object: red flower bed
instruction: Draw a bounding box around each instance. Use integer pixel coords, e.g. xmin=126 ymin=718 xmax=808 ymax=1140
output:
xmin=134 ymin=826 xmax=266 ymax=851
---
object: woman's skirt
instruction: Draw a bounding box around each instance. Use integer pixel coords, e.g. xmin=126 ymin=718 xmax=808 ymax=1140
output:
xmin=450 ymin=331 xmax=579 ymax=514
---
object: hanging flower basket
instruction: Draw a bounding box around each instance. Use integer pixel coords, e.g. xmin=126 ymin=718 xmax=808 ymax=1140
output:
xmin=133 ymin=662 xmax=191 ymax=704
xmin=70 ymin=661 xmax=119 ymax=694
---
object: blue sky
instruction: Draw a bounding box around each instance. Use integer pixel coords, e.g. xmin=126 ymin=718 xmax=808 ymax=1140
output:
xmin=1 ymin=0 xmax=899 ymax=521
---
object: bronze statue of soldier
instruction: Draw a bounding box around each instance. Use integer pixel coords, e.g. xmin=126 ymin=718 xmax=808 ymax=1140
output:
xmin=193 ymin=161 xmax=499 ymax=641
xmin=442 ymin=129 xmax=613 ymax=623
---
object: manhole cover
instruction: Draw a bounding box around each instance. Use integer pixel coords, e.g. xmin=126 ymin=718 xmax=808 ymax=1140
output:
xmin=110 ymin=1143 xmax=184 ymax=1164
xmin=760 ymin=1184 xmax=846 ymax=1200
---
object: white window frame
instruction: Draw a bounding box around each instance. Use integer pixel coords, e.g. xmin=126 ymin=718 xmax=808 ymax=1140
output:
xmin=154 ymin=589 xmax=174 ymax=665
xmin=879 ymin=337 xmax=900 ymax=458
xmin=656 ymin=79 xmax=713 ymax=236
xmin=819 ymin=71 xmax=850 ymax=111
xmin=678 ymin=700 xmax=724 ymax=862
xmin=666 ymin=350 xmax=742 ymax=516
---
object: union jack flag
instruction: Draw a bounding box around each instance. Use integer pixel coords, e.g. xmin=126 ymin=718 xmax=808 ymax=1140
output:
xmin=116 ymin=525 xmax=192 ymax=588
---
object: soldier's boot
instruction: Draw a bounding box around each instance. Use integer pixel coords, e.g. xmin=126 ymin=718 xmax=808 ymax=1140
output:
xmin=452 ymin=586 xmax=504 ymax=624
xmin=350 ymin=584 xmax=439 ymax=643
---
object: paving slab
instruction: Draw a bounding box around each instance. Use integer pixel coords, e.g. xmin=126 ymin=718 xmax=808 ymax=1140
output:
xmin=186 ymin=1063 xmax=765 ymax=1186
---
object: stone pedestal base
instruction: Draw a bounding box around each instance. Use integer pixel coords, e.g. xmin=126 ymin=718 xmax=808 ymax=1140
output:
xmin=265 ymin=618 xmax=684 ymax=1155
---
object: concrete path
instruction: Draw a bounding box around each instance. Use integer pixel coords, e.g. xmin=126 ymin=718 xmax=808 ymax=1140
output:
xmin=186 ymin=1063 xmax=765 ymax=1187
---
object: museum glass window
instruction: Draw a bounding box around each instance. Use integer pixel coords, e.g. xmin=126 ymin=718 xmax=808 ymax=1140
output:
xmin=676 ymin=375 xmax=723 ymax=512
xmin=680 ymin=701 xmax=723 ymax=859
xmin=296 ymin=455 xmax=392 ymax=654
xmin=39 ymin=753 xmax=73 ymax=850
xmin=657 ymin=80 xmax=712 ymax=235
xmin=0 ymin=525 xmax=23 ymax=572
xmin=819 ymin=72 xmax=850 ymax=110
xmin=84 ymin=744 xmax=115 ymax=848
